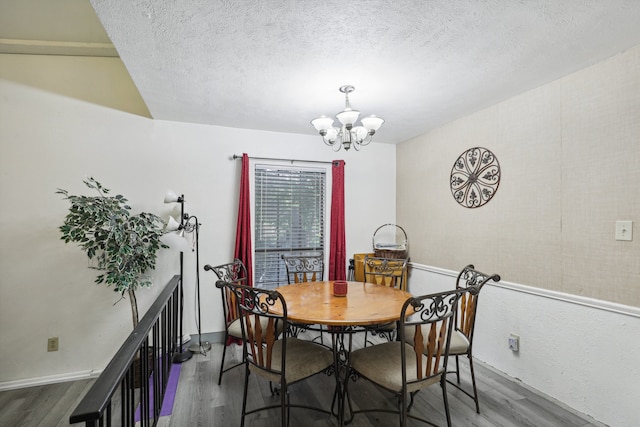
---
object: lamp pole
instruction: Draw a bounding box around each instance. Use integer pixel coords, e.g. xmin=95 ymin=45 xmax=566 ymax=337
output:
xmin=185 ymin=215 xmax=211 ymax=355
xmin=172 ymin=195 xmax=192 ymax=363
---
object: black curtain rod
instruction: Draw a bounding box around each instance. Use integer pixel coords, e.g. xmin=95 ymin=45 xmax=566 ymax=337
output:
xmin=232 ymin=154 xmax=337 ymax=165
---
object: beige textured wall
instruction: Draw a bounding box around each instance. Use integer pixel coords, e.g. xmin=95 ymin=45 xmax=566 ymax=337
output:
xmin=398 ymin=45 xmax=640 ymax=306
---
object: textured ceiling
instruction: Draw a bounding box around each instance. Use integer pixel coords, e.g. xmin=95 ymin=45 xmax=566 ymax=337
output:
xmin=3 ymin=0 xmax=640 ymax=144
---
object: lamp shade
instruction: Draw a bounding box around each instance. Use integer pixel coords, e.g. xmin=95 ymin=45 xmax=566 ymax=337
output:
xmin=161 ymin=231 xmax=191 ymax=253
xmin=336 ymin=108 xmax=360 ymax=127
xmin=352 ymin=126 xmax=368 ymax=141
xmin=311 ymin=115 xmax=334 ymax=132
xmin=164 ymin=190 xmax=181 ymax=203
xmin=361 ymin=115 xmax=385 ymax=132
xmin=165 ymin=216 xmax=181 ymax=232
xmin=325 ymin=127 xmax=339 ymax=143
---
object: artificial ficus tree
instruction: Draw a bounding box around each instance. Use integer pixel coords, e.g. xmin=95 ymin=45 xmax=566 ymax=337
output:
xmin=57 ymin=178 xmax=168 ymax=328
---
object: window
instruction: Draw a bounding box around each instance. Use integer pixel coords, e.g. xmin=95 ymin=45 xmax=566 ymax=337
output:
xmin=254 ymin=164 xmax=326 ymax=289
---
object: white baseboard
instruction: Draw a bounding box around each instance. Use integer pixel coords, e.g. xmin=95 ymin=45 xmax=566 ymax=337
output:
xmin=474 ymin=359 xmax=607 ymax=427
xmin=0 ymin=369 xmax=102 ymax=392
xmin=1 ymin=335 xmax=223 ymax=391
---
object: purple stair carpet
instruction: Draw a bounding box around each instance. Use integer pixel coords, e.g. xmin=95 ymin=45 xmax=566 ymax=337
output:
xmin=134 ymin=362 xmax=181 ymax=421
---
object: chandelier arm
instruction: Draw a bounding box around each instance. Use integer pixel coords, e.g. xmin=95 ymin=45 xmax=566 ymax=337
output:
xmin=349 ymin=130 xmax=374 ymax=149
xmin=321 ymin=134 xmax=343 ymax=151
xmin=359 ymin=133 xmax=374 ymax=146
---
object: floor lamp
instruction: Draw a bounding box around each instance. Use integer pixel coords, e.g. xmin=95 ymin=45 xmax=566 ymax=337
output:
xmin=181 ymin=214 xmax=211 ymax=355
xmin=164 ymin=191 xmax=193 ymax=363
xmin=165 ymin=191 xmax=211 ymax=356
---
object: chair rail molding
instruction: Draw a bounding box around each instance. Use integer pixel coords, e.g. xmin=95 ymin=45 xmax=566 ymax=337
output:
xmin=408 ymin=261 xmax=639 ymax=427
xmin=408 ymin=262 xmax=640 ymax=319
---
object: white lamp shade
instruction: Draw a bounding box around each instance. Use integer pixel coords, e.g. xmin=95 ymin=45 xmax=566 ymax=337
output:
xmin=325 ymin=127 xmax=339 ymax=142
xmin=164 ymin=190 xmax=181 ymax=203
xmin=352 ymin=126 xmax=368 ymax=141
xmin=336 ymin=108 xmax=360 ymax=126
xmin=161 ymin=231 xmax=191 ymax=253
xmin=165 ymin=216 xmax=181 ymax=232
xmin=361 ymin=115 xmax=384 ymax=132
xmin=311 ymin=115 xmax=334 ymax=132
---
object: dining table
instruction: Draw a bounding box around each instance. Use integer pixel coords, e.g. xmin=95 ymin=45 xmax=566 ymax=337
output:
xmin=275 ymin=280 xmax=413 ymax=426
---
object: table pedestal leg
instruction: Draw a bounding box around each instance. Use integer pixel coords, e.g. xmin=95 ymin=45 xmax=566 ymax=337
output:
xmin=329 ymin=327 xmax=355 ymax=426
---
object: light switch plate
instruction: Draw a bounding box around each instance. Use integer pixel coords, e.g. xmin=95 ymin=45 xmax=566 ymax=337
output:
xmin=615 ymin=221 xmax=633 ymax=241
xmin=508 ymin=334 xmax=520 ymax=352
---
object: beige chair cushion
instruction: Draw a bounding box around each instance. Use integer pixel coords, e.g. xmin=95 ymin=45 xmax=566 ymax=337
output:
xmin=228 ymin=316 xmax=284 ymax=339
xmin=250 ymin=338 xmax=333 ymax=384
xmin=448 ymin=330 xmax=470 ymax=355
xmin=350 ymin=341 xmax=443 ymax=394
xmin=404 ymin=325 xmax=470 ymax=355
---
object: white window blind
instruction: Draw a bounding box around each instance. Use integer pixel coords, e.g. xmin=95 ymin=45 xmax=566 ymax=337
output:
xmin=254 ymin=165 xmax=326 ymax=289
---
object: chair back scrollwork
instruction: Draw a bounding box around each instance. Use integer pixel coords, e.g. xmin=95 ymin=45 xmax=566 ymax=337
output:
xmin=400 ymin=289 xmax=463 ymax=384
xmin=216 ymin=280 xmax=285 ymax=376
xmin=455 ymin=264 xmax=500 ymax=341
xmin=204 ymin=259 xmax=247 ymax=325
xmin=363 ymin=256 xmax=408 ymax=291
xmin=281 ymin=254 xmax=324 ymax=284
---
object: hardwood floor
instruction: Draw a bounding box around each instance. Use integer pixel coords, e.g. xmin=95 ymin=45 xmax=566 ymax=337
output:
xmin=1 ymin=333 xmax=605 ymax=427
xmin=172 ymin=341 xmax=604 ymax=427
xmin=0 ymin=378 xmax=94 ymax=427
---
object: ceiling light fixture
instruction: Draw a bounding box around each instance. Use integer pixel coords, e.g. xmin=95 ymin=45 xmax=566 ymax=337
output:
xmin=311 ymin=85 xmax=384 ymax=151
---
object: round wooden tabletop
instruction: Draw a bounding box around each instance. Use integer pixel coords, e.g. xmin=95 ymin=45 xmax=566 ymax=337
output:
xmin=275 ymin=281 xmax=413 ymax=326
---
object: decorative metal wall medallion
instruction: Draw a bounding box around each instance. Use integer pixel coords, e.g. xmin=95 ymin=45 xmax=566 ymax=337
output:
xmin=450 ymin=147 xmax=501 ymax=208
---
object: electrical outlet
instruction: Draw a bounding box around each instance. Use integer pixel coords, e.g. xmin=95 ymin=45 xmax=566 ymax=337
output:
xmin=47 ymin=337 xmax=59 ymax=352
xmin=615 ymin=220 xmax=633 ymax=241
xmin=508 ymin=334 xmax=519 ymax=352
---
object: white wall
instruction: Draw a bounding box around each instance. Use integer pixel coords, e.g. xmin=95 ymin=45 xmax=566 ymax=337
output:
xmin=0 ymin=78 xmax=396 ymax=387
xmin=408 ymin=264 xmax=640 ymax=427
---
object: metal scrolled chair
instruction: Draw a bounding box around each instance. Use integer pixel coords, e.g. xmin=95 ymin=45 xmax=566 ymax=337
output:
xmin=447 ymin=264 xmax=500 ymax=413
xmin=204 ymin=259 xmax=284 ymax=385
xmin=346 ymin=288 xmax=464 ymax=427
xmin=404 ymin=264 xmax=500 ymax=413
xmin=281 ymin=253 xmax=324 ymax=284
xmin=216 ymin=280 xmax=333 ymax=427
xmin=281 ymin=253 xmax=326 ymax=343
xmin=204 ymin=259 xmax=247 ymax=385
xmin=362 ymin=256 xmax=408 ymax=344
xmin=363 ymin=256 xmax=408 ymax=291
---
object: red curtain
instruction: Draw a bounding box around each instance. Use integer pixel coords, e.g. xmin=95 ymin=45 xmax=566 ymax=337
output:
xmin=329 ymin=160 xmax=346 ymax=280
xmin=234 ymin=153 xmax=253 ymax=287
xmin=228 ymin=153 xmax=253 ymax=346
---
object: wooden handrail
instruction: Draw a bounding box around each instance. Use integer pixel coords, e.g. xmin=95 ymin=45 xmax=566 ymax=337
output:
xmin=70 ymin=275 xmax=182 ymax=426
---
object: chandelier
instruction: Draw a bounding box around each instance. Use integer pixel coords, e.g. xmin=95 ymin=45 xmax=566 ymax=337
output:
xmin=311 ymin=85 xmax=384 ymax=151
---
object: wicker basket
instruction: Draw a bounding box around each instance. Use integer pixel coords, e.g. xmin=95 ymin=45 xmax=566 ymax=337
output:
xmin=372 ymin=224 xmax=408 ymax=259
